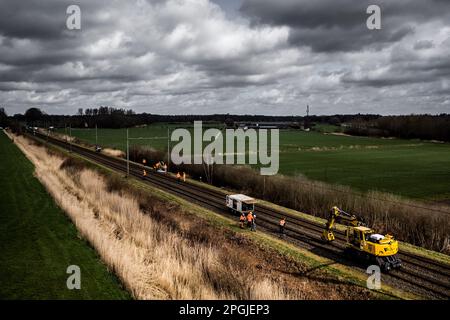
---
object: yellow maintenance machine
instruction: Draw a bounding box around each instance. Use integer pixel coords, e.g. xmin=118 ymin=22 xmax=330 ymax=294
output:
xmin=322 ymin=206 xmax=402 ymax=271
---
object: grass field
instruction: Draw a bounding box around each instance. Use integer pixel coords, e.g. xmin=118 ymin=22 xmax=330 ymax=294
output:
xmin=0 ymin=131 xmax=130 ymax=299
xmin=57 ymin=125 xmax=450 ymax=200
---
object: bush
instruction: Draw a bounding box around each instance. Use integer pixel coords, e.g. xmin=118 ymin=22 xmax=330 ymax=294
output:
xmin=59 ymin=157 xmax=88 ymax=177
xmin=345 ymin=115 xmax=450 ymax=142
xmin=129 ymin=145 xmax=166 ymax=167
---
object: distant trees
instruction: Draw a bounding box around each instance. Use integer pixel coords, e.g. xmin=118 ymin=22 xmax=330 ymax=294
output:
xmin=345 ymin=114 xmax=450 ymax=142
xmin=10 ymin=106 xmax=450 ymax=143
xmin=224 ymin=117 xmax=234 ymax=128
xmin=328 ymin=116 xmax=341 ymax=126
xmin=83 ymin=106 xmax=134 ymax=117
xmin=24 ymin=107 xmax=44 ymax=123
xmin=0 ymin=108 xmax=8 ymax=127
xmin=10 ymin=106 xmax=385 ymax=130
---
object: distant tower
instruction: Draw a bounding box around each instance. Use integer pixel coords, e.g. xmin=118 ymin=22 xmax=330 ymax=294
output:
xmin=305 ymin=105 xmax=310 ymax=130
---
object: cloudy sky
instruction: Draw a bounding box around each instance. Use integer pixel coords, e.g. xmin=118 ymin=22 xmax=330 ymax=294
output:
xmin=0 ymin=0 xmax=449 ymax=116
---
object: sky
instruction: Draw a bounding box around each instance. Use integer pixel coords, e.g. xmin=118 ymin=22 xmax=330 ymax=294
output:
xmin=0 ymin=0 xmax=449 ymax=116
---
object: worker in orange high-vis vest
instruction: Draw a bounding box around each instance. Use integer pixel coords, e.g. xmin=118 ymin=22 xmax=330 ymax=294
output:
xmin=279 ymin=217 xmax=286 ymax=236
xmin=176 ymin=172 xmax=181 ymax=181
xmin=239 ymin=213 xmax=246 ymax=229
xmin=142 ymin=169 xmax=147 ymax=179
xmin=246 ymin=212 xmax=253 ymax=228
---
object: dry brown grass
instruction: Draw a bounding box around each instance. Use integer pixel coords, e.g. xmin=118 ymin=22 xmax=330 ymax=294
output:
xmin=13 ymin=134 xmax=367 ymax=300
xmin=54 ymin=132 xmax=76 ymax=143
xmin=102 ymin=148 xmax=125 ymax=158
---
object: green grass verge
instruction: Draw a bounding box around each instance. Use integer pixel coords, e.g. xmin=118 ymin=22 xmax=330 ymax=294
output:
xmin=0 ymin=132 xmax=130 ymax=299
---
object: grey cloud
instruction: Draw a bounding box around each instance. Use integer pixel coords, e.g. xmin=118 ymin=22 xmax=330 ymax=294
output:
xmin=289 ymin=24 xmax=413 ymax=53
xmin=240 ymin=0 xmax=450 ymax=53
xmin=414 ymin=40 xmax=434 ymax=50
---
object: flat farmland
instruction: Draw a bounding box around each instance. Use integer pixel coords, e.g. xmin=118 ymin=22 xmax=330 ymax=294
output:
xmin=57 ymin=125 xmax=450 ymax=200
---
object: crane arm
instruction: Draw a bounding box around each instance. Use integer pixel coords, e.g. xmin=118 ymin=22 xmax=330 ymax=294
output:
xmin=321 ymin=206 xmax=363 ymax=242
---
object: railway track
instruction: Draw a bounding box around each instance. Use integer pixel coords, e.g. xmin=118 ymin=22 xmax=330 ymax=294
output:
xmin=29 ymin=131 xmax=450 ymax=299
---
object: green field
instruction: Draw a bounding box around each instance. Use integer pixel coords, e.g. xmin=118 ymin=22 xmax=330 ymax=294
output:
xmin=57 ymin=125 xmax=450 ymax=200
xmin=0 ymin=132 xmax=130 ymax=299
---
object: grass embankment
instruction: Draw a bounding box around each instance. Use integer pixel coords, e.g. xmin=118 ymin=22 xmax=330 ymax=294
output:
xmin=14 ymin=132 xmax=411 ymax=299
xmin=0 ymin=131 xmax=129 ymax=299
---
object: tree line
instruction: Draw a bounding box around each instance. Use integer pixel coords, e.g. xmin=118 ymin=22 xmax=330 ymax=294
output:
xmin=5 ymin=106 xmax=450 ymax=142
xmin=6 ymin=106 xmax=382 ymax=129
xmin=345 ymin=114 xmax=450 ymax=142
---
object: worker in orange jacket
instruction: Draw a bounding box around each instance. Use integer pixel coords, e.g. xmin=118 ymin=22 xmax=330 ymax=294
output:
xmin=176 ymin=172 xmax=181 ymax=181
xmin=246 ymin=212 xmax=253 ymax=228
xmin=279 ymin=218 xmax=286 ymax=237
xmin=239 ymin=213 xmax=246 ymax=229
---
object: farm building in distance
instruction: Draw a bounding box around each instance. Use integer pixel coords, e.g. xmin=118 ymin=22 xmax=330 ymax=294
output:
xmin=235 ymin=121 xmax=297 ymax=129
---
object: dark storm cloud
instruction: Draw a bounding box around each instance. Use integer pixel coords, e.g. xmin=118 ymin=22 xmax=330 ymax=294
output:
xmin=240 ymin=0 xmax=450 ymax=52
xmin=414 ymin=40 xmax=434 ymax=50
xmin=0 ymin=1 xmax=67 ymax=40
xmin=288 ymin=24 xmax=413 ymax=53
xmin=0 ymin=0 xmax=108 ymax=40
xmin=0 ymin=0 xmax=127 ymax=69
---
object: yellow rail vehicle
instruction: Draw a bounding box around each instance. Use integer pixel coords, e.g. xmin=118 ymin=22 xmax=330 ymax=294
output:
xmin=322 ymin=207 xmax=402 ymax=271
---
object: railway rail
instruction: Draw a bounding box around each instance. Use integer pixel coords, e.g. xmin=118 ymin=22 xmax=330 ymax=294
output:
xmin=28 ymin=131 xmax=450 ymax=299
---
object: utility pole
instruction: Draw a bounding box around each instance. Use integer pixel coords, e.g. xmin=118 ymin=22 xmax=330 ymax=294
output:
xmin=126 ymin=128 xmax=129 ymax=177
xmin=69 ymin=124 xmax=72 ymax=153
xmin=95 ymin=124 xmax=98 ymax=146
xmin=167 ymin=126 xmax=170 ymax=173
xmin=263 ymin=176 xmax=266 ymax=197
xmin=211 ymin=156 xmax=214 ymax=185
